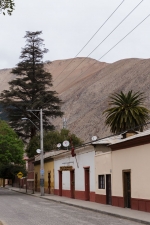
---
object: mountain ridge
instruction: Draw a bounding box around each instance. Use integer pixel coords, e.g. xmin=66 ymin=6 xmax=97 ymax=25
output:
xmin=0 ymin=57 xmax=150 ymax=142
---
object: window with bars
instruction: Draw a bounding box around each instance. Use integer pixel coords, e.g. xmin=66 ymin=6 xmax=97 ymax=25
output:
xmin=98 ymin=175 xmax=105 ymax=189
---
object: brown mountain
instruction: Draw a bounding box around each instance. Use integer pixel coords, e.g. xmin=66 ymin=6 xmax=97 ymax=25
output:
xmin=0 ymin=57 xmax=150 ymax=142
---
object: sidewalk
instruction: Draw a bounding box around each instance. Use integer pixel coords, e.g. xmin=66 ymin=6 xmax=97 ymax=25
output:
xmin=5 ymin=186 xmax=150 ymax=225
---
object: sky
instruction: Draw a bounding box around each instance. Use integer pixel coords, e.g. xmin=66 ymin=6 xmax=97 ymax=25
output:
xmin=0 ymin=0 xmax=150 ymax=69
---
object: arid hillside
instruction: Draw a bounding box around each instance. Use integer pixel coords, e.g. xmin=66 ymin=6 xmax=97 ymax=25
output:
xmin=0 ymin=57 xmax=150 ymax=142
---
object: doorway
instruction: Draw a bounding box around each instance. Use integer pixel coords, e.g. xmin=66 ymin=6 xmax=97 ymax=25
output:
xmin=59 ymin=171 xmax=62 ymax=196
xmin=106 ymin=174 xmax=111 ymax=205
xmin=48 ymin=172 xmax=51 ymax=194
xmin=84 ymin=168 xmax=90 ymax=201
xmin=35 ymin=173 xmax=38 ymax=192
xmin=70 ymin=170 xmax=75 ymax=198
xmin=123 ymin=171 xmax=131 ymax=208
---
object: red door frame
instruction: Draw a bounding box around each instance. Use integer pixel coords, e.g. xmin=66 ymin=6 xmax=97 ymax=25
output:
xmin=59 ymin=171 xmax=62 ymax=196
xmin=84 ymin=167 xmax=90 ymax=201
xmin=70 ymin=170 xmax=75 ymax=198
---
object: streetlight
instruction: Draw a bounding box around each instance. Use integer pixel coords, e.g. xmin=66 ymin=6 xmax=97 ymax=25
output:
xmin=21 ymin=109 xmax=44 ymax=196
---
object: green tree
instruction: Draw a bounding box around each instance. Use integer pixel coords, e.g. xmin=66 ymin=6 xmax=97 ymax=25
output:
xmin=0 ymin=31 xmax=63 ymax=140
xmin=0 ymin=120 xmax=24 ymax=165
xmin=103 ymin=90 xmax=150 ymax=134
xmin=0 ymin=0 xmax=15 ymax=15
xmin=26 ymin=129 xmax=83 ymax=158
xmin=0 ymin=164 xmax=27 ymax=180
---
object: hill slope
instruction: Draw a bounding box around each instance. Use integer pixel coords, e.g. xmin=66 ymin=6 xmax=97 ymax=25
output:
xmin=0 ymin=57 xmax=150 ymax=142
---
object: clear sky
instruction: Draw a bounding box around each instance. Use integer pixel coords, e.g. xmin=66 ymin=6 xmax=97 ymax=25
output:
xmin=0 ymin=0 xmax=150 ymax=69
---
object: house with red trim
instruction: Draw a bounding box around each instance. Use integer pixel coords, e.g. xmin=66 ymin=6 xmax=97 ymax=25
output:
xmin=54 ymin=145 xmax=95 ymax=201
xmin=94 ymin=129 xmax=150 ymax=212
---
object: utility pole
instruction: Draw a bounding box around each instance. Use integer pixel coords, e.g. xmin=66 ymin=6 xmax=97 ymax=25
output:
xmin=24 ymin=109 xmax=45 ymax=196
xmin=40 ymin=108 xmax=44 ymax=196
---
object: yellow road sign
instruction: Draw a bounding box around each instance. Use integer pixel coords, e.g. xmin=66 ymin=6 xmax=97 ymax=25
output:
xmin=17 ymin=172 xmax=23 ymax=179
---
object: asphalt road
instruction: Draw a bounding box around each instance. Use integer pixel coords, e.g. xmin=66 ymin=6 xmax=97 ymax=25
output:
xmin=0 ymin=188 xmax=143 ymax=225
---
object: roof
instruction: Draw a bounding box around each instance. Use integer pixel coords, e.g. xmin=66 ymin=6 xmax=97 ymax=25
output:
xmin=92 ymin=129 xmax=150 ymax=146
xmin=35 ymin=150 xmax=67 ymax=162
xmin=109 ymin=129 xmax=150 ymax=146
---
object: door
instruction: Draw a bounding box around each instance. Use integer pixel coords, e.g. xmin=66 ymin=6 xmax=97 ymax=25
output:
xmin=106 ymin=174 xmax=111 ymax=205
xmin=35 ymin=173 xmax=38 ymax=192
xmin=59 ymin=171 xmax=62 ymax=196
xmin=48 ymin=172 xmax=51 ymax=194
xmin=70 ymin=170 xmax=75 ymax=198
xmin=84 ymin=168 xmax=90 ymax=201
xmin=123 ymin=171 xmax=131 ymax=208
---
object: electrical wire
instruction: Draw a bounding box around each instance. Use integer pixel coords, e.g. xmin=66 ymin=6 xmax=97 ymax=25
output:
xmin=26 ymin=0 xmax=144 ymax=110
xmin=58 ymin=12 xmax=150 ymax=94
xmin=52 ymin=0 xmax=125 ymax=82
xmin=40 ymin=9 xmax=149 ymax=110
xmin=53 ymin=0 xmax=144 ymax=91
xmin=74 ymin=121 xmax=150 ymax=149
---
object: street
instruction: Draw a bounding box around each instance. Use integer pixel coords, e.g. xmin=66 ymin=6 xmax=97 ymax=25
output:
xmin=0 ymin=188 xmax=143 ymax=225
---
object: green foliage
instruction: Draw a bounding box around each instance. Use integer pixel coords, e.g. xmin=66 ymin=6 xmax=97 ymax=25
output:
xmin=0 ymin=120 xmax=24 ymax=165
xmin=103 ymin=91 xmax=150 ymax=134
xmin=26 ymin=129 xmax=83 ymax=158
xmin=0 ymin=164 xmax=27 ymax=179
xmin=0 ymin=0 xmax=15 ymax=15
xmin=0 ymin=31 xmax=63 ymax=140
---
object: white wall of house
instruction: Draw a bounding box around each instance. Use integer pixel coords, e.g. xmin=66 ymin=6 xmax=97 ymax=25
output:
xmin=54 ymin=145 xmax=95 ymax=192
xmin=112 ymin=143 xmax=150 ymax=199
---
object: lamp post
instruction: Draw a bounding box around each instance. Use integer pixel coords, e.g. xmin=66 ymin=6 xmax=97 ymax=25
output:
xmin=22 ymin=109 xmax=44 ymax=196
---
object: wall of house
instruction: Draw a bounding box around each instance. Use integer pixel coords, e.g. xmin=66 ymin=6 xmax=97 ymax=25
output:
xmin=95 ymin=151 xmax=112 ymax=204
xmin=112 ymin=143 xmax=150 ymax=211
xmin=34 ymin=160 xmax=54 ymax=194
xmin=34 ymin=164 xmax=40 ymax=192
xmin=44 ymin=161 xmax=54 ymax=194
xmin=54 ymin=146 xmax=95 ymax=201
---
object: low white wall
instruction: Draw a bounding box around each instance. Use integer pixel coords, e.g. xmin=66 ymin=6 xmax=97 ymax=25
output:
xmin=112 ymin=143 xmax=150 ymax=199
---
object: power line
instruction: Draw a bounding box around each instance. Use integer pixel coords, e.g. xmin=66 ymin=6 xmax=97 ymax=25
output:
xmin=39 ymin=1 xmax=147 ymax=110
xmin=26 ymin=0 xmax=144 ymax=110
xmin=52 ymin=0 xmax=125 ymax=83
xmin=53 ymin=0 xmax=144 ymax=91
xmin=60 ymin=12 xmax=150 ymax=93
xmin=74 ymin=121 xmax=150 ymax=149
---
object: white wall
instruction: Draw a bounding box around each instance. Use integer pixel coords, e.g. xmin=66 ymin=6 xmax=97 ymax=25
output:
xmin=54 ymin=146 xmax=95 ymax=192
xmin=112 ymin=143 xmax=150 ymax=199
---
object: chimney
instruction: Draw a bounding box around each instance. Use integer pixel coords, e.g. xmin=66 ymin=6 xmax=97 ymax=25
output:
xmin=122 ymin=130 xmax=138 ymax=139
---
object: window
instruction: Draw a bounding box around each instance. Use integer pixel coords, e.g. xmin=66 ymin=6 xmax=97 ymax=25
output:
xmin=98 ymin=175 xmax=105 ymax=189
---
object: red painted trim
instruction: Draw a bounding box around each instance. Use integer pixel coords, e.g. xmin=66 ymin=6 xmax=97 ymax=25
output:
xmin=54 ymin=189 xmax=59 ymax=195
xmin=131 ymin=198 xmax=150 ymax=212
xmin=83 ymin=166 xmax=90 ymax=169
xmin=112 ymin=196 xmax=124 ymax=208
xmin=95 ymin=194 xmax=106 ymax=204
xmin=84 ymin=168 xmax=90 ymax=201
xmin=75 ymin=190 xmax=86 ymax=200
xmin=62 ymin=190 xmax=71 ymax=198
xmin=58 ymin=171 xmax=62 ymax=196
xmin=90 ymin=192 xmax=95 ymax=202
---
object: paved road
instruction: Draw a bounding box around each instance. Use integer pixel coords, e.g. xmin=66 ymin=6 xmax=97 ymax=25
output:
xmin=0 ymin=188 xmax=143 ymax=225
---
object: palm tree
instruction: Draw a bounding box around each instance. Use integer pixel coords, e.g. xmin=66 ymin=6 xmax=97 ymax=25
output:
xmin=103 ymin=90 xmax=150 ymax=134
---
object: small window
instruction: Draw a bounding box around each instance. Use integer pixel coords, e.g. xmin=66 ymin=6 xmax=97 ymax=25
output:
xmin=98 ymin=175 xmax=105 ymax=189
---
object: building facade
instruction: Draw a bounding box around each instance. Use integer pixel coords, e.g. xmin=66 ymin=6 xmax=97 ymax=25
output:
xmin=54 ymin=145 xmax=95 ymax=201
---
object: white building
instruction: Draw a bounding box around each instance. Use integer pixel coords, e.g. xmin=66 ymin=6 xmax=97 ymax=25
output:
xmin=54 ymin=145 xmax=95 ymax=201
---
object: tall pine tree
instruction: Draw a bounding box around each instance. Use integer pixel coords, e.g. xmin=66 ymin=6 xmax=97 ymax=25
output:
xmin=0 ymin=31 xmax=63 ymax=139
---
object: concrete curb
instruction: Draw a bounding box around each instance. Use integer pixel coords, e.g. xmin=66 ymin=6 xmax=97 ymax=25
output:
xmin=7 ymin=188 xmax=150 ymax=225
